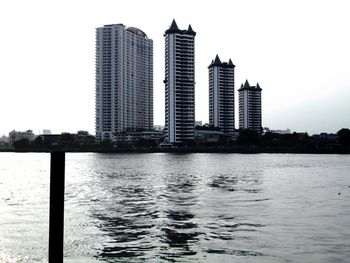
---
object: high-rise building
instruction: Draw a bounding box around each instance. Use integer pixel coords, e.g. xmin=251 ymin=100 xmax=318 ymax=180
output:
xmin=208 ymin=55 xmax=235 ymax=136
xmin=95 ymin=24 xmax=153 ymax=141
xmin=164 ymin=20 xmax=196 ymax=144
xmin=238 ymin=80 xmax=262 ymax=132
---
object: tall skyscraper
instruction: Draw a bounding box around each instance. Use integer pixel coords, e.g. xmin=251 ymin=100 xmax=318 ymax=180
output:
xmin=208 ymin=55 xmax=235 ymax=136
xmin=238 ymin=80 xmax=262 ymax=132
xmin=164 ymin=20 xmax=196 ymax=144
xmin=95 ymin=24 xmax=153 ymax=141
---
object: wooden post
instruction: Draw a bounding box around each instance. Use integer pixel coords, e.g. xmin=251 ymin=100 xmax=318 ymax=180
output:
xmin=49 ymin=152 xmax=65 ymax=263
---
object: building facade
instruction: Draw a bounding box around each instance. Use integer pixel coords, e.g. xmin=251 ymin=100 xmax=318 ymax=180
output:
xmin=238 ymin=80 xmax=262 ymax=132
xmin=9 ymin=130 xmax=35 ymax=145
xmin=164 ymin=20 xmax=196 ymax=144
xmin=208 ymin=55 xmax=235 ymax=136
xmin=95 ymin=24 xmax=153 ymax=141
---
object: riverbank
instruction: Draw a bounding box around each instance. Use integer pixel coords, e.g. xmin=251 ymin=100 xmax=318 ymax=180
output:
xmin=1 ymin=145 xmax=350 ymax=154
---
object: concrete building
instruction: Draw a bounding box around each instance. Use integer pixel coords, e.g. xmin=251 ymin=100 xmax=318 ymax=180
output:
xmin=153 ymin=125 xmax=165 ymax=131
xmin=269 ymin=128 xmax=291 ymax=135
xmin=164 ymin=19 xmax=196 ymax=144
xmin=238 ymin=80 xmax=262 ymax=133
xmin=95 ymin=24 xmax=153 ymax=141
xmin=9 ymin=130 xmax=35 ymax=145
xmin=208 ymin=55 xmax=235 ymax=136
xmin=195 ymin=121 xmax=203 ymax=127
xmin=42 ymin=129 xmax=52 ymax=135
xmin=0 ymin=135 xmax=9 ymax=144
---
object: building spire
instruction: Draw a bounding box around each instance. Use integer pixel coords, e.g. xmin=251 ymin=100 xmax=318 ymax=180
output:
xmin=170 ymin=19 xmax=179 ymax=30
xmin=244 ymin=79 xmax=250 ymax=88
xmin=214 ymin=54 xmax=221 ymax=64
xmin=165 ymin=19 xmax=182 ymax=35
xmin=256 ymin=83 xmax=262 ymax=90
xmin=187 ymin=24 xmax=196 ymax=35
xmin=228 ymin=58 xmax=234 ymax=66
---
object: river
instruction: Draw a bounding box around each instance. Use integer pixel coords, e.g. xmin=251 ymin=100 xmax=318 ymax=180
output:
xmin=0 ymin=153 xmax=350 ymax=262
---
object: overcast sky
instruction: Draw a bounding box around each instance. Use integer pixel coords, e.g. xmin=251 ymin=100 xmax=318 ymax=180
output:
xmin=0 ymin=0 xmax=349 ymax=136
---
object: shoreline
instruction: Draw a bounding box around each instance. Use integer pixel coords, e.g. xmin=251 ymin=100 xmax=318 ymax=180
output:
xmin=1 ymin=147 xmax=349 ymax=154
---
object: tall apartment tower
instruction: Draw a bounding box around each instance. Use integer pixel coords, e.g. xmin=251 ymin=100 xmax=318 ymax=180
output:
xmin=238 ymin=80 xmax=262 ymax=133
xmin=164 ymin=20 xmax=196 ymax=144
xmin=95 ymin=24 xmax=153 ymax=141
xmin=208 ymin=55 xmax=235 ymax=136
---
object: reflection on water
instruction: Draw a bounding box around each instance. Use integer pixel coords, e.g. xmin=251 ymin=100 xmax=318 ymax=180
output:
xmin=1 ymin=153 xmax=350 ymax=262
xmin=160 ymin=175 xmax=200 ymax=260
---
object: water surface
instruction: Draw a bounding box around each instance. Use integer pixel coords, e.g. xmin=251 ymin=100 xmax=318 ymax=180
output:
xmin=0 ymin=153 xmax=350 ymax=262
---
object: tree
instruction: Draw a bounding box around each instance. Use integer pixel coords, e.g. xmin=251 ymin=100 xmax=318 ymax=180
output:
xmin=237 ymin=129 xmax=260 ymax=145
xmin=13 ymin=138 xmax=30 ymax=150
xmin=59 ymin=133 xmax=75 ymax=146
xmin=99 ymin=139 xmax=114 ymax=150
xmin=33 ymin=136 xmax=44 ymax=146
xmin=338 ymin=128 xmax=350 ymax=147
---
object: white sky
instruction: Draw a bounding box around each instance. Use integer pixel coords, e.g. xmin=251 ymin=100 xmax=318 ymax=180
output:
xmin=0 ymin=0 xmax=349 ymax=136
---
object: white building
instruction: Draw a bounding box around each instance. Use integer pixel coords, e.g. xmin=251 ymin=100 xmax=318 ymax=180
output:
xmin=270 ymin=128 xmax=291 ymax=135
xmin=238 ymin=80 xmax=262 ymax=133
xmin=95 ymin=24 xmax=153 ymax=141
xmin=42 ymin=129 xmax=51 ymax=135
xmin=195 ymin=121 xmax=203 ymax=127
xmin=164 ymin=20 xmax=196 ymax=144
xmin=0 ymin=135 xmax=9 ymax=144
xmin=208 ymin=55 xmax=235 ymax=136
xmin=9 ymin=130 xmax=35 ymax=145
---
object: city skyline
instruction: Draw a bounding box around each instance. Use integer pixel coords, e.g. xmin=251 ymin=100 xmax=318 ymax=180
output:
xmin=1 ymin=0 xmax=349 ymax=136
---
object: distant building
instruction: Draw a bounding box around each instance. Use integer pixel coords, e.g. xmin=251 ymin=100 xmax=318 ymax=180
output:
xmin=153 ymin=125 xmax=165 ymax=131
xmin=9 ymin=130 xmax=35 ymax=145
xmin=194 ymin=128 xmax=225 ymax=137
xmin=238 ymin=80 xmax=262 ymax=133
xmin=0 ymin=135 xmax=9 ymax=144
xmin=37 ymin=131 xmax=95 ymax=147
xmin=95 ymin=24 xmax=153 ymax=142
xmin=115 ymin=131 xmax=163 ymax=143
xmin=195 ymin=121 xmax=203 ymax=127
xmin=319 ymin=133 xmax=338 ymax=140
xmin=270 ymin=129 xmax=291 ymax=135
xmin=42 ymin=129 xmax=52 ymax=135
xmin=75 ymin=131 xmax=95 ymax=145
xmin=164 ymin=19 xmax=196 ymax=144
xmin=208 ymin=55 xmax=235 ymax=136
xmin=194 ymin=126 xmax=239 ymax=143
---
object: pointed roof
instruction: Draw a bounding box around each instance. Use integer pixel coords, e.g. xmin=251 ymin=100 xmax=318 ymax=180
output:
xmin=228 ymin=58 xmax=235 ymax=67
xmin=214 ymin=54 xmax=221 ymax=63
xmin=238 ymin=80 xmax=251 ymax=91
xmin=165 ymin=19 xmax=196 ymax=36
xmin=165 ymin=19 xmax=182 ymax=35
xmin=208 ymin=54 xmax=221 ymax=68
xmin=256 ymin=83 xmax=262 ymax=90
xmin=239 ymin=80 xmax=262 ymax=92
xmin=170 ymin=19 xmax=179 ymax=30
xmin=187 ymin=24 xmax=196 ymax=35
xmin=208 ymin=55 xmax=235 ymax=68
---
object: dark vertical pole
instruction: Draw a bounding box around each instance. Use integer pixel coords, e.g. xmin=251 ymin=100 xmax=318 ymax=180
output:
xmin=49 ymin=152 xmax=65 ymax=263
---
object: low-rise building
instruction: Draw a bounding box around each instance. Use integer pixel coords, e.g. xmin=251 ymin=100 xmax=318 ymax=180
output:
xmin=269 ymin=129 xmax=291 ymax=135
xmin=9 ymin=130 xmax=35 ymax=145
xmin=115 ymin=131 xmax=163 ymax=143
xmin=0 ymin=135 xmax=9 ymax=144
